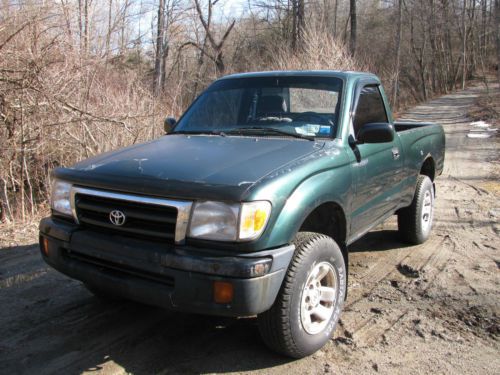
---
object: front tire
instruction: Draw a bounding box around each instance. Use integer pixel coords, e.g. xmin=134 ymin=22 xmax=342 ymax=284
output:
xmin=257 ymin=232 xmax=346 ymax=358
xmin=398 ymin=175 xmax=435 ymax=244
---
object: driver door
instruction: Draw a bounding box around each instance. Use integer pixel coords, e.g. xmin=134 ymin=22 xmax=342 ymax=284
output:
xmin=349 ymin=84 xmax=403 ymax=238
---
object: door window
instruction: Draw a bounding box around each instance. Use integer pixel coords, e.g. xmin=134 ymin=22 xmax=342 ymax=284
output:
xmin=353 ymin=85 xmax=388 ymax=137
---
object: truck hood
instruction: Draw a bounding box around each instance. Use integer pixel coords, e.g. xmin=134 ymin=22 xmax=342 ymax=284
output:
xmin=55 ymin=134 xmax=324 ymax=201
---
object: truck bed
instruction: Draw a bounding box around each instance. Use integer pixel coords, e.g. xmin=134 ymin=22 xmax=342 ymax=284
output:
xmin=394 ymin=121 xmax=436 ymax=132
xmin=392 ymin=120 xmax=445 ymax=206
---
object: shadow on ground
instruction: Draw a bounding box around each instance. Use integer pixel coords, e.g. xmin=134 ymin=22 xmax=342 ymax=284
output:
xmin=0 ymin=243 xmax=293 ymax=374
xmin=349 ymin=229 xmax=413 ymax=253
xmin=0 ymin=230 xmax=422 ymax=374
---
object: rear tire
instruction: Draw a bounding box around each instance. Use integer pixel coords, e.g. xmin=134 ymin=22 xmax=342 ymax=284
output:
xmin=257 ymin=232 xmax=346 ymax=358
xmin=398 ymin=175 xmax=434 ymax=244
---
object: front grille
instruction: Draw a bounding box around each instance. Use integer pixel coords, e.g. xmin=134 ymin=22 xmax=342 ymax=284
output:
xmin=75 ymin=193 xmax=178 ymax=242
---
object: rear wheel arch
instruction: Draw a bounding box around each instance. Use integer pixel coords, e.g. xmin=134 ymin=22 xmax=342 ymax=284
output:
xmin=420 ymin=156 xmax=436 ymax=181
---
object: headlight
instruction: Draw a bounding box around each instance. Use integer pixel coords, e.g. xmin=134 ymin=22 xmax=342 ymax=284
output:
xmin=188 ymin=201 xmax=271 ymax=242
xmin=50 ymin=179 xmax=72 ymax=216
xmin=189 ymin=201 xmax=240 ymax=241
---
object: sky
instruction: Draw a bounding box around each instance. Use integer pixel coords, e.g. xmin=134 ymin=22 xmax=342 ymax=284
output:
xmin=127 ymin=0 xmax=251 ymax=48
xmin=218 ymin=0 xmax=249 ymax=19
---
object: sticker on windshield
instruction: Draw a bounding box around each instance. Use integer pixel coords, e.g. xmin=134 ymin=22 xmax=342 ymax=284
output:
xmin=318 ymin=126 xmax=331 ymax=135
xmin=295 ymin=124 xmax=330 ymax=136
xmin=295 ymin=124 xmax=320 ymax=136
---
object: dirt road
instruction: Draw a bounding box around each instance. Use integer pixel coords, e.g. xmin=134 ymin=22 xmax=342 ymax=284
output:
xmin=0 ymin=84 xmax=498 ymax=375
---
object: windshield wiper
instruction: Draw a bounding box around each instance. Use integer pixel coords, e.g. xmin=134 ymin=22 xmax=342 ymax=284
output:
xmin=169 ymin=130 xmax=227 ymax=137
xmin=227 ymin=127 xmax=314 ymax=141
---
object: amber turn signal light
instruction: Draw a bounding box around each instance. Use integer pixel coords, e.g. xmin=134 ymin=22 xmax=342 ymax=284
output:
xmin=213 ymin=281 xmax=234 ymax=304
xmin=40 ymin=236 xmax=49 ymax=256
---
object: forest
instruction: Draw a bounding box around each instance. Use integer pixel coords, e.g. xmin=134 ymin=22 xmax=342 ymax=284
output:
xmin=0 ymin=0 xmax=499 ymax=222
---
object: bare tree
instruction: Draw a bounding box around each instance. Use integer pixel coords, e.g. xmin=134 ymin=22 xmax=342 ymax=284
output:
xmin=193 ymin=0 xmax=236 ymax=75
xmin=350 ymin=0 xmax=356 ymax=56
xmin=59 ymin=0 xmax=73 ymax=47
xmin=106 ymin=0 xmax=113 ymax=56
xmin=462 ymin=0 xmax=467 ymax=89
xmin=292 ymin=0 xmax=305 ymax=50
xmin=392 ymin=0 xmax=403 ymax=107
xmin=84 ymin=0 xmax=90 ymax=54
xmin=496 ymin=0 xmax=500 ymax=83
xmin=154 ymin=0 xmax=166 ymax=93
xmin=332 ymin=0 xmax=339 ymax=38
xmin=1 ymin=0 xmax=499 ymax=222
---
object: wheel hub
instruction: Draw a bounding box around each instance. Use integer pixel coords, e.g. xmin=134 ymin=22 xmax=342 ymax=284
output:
xmin=421 ymin=189 xmax=434 ymax=231
xmin=304 ymin=284 xmax=321 ymax=309
xmin=300 ymin=262 xmax=338 ymax=335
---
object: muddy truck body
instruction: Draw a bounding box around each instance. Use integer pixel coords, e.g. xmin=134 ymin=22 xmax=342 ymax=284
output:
xmin=40 ymin=71 xmax=445 ymax=358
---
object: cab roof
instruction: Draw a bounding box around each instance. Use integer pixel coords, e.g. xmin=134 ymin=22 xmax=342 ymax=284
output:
xmin=218 ymin=70 xmax=379 ymax=83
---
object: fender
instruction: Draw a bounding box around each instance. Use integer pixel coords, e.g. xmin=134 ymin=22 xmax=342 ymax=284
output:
xmin=397 ymin=125 xmax=444 ymax=207
xmin=265 ymin=166 xmax=352 ymax=247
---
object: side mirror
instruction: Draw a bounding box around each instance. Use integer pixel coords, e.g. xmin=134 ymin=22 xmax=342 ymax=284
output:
xmin=164 ymin=117 xmax=177 ymax=133
xmin=356 ymin=122 xmax=394 ymax=144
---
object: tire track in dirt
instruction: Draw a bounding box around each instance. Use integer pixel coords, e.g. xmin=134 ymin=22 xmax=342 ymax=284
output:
xmin=340 ymin=84 xmax=497 ymax=349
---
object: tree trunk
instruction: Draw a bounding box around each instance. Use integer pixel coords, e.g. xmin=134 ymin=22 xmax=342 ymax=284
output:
xmin=297 ymin=0 xmax=305 ymax=46
xmin=60 ymin=0 xmax=73 ymax=47
xmin=350 ymin=0 xmax=357 ymax=56
xmin=0 ymin=179 xmax=6 ymax=223
xmin=192 ymin=35 xmax=208 ymax=100
xmin=333 ymin=0 xmax=338 ymax=38
xmin=410 ymin=9 xmax=427 ymax=100
xmin=496 ymin=0 xmax=500 ymax=83
xmin=120 ymin=0 xmax=129 ymax=54
xmin=392 ymin=0 xmax=403 ymax=108
xmin=154 ymin=0 xmax=165 ymax=94
xmin=428 ymin=0 xmax=437 ymax=93
xmin=480 ymin=0 xmax=487 ymax=58
xmin=106 ymin=0 xmax=112 ymax=57
xmin=161 ymin=44 xmax=169 ymax=89
xmin=468 ymin=0 xmax=477 ymax=79
xmin=442 ymin=0 xmax=456 ymax=90
xmin=292 ymin=0 xmax=298 ymax=50
xmin=193 ymin=0 xmax=235 ymax=77
xmin=78 ymin=0 xmax=83 ymax=52
xmin=84 ymin=0 xmax=89 ymax=55
xmin=462 ymin=0 xmax=467 ymax=89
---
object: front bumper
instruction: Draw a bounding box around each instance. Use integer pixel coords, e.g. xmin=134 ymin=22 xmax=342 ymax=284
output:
xmin=39 ymin=217 xmax=294 ymax=317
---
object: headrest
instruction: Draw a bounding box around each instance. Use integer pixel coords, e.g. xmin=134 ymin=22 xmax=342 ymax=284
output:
xmin=256 ymin=95 xmax=286 ymax=115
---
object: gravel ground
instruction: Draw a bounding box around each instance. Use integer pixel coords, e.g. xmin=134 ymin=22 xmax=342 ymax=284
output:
xmin=0 ymin=83 xmax=498 ymax=375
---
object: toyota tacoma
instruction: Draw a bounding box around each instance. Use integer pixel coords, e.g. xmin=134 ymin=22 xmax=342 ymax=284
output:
xmin=39 ymin=71 xmax=445 ymax=358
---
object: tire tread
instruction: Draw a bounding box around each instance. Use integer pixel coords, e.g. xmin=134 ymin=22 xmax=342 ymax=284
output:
xmin=398 ymin=175 xmax=433 ymax=244
xmin=258 ymin=232 xmax=329 ymax=358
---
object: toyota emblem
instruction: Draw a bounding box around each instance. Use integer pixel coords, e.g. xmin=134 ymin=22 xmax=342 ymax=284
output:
xmin=109 ymin=210 xmax=126 ymax=226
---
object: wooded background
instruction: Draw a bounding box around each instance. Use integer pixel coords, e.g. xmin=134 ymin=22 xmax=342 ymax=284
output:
xmin=1 ymin=0 xmax=499 ymax=222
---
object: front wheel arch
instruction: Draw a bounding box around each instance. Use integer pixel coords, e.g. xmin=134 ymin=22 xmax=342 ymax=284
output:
xmin=298 ymin=201 xmax=348 ymax=273
xmin=261 ymin=168 xmax=351 ymax=251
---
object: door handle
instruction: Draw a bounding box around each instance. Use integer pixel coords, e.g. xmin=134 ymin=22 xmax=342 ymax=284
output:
xmin=392 ymin=148 xmax=400 ymax=160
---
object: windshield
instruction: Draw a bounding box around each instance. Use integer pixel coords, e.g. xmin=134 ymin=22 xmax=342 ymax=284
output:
xmin=173 ymin=76 xmax=343 ymax=139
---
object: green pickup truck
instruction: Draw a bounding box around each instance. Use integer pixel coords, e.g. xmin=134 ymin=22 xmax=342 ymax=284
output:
xmin=40 ymin=71 xmax=445 ymax=358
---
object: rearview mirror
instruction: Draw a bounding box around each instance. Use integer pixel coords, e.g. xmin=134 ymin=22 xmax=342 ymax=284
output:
xmin=164 ymin=117 xmax=177 ymax=133
xmin=356 ymin=122 xmax=394 ymax=144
